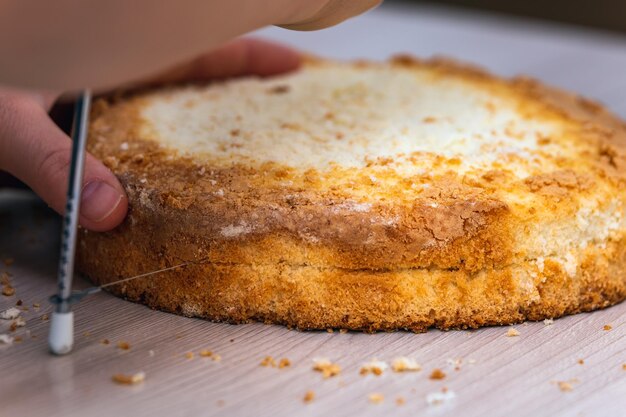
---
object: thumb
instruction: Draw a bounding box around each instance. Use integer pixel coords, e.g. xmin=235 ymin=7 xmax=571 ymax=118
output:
xmin=0 ymin=92 xmax=128 ymax=231
xmin=279 ymin=0 xmax=381 ymax=31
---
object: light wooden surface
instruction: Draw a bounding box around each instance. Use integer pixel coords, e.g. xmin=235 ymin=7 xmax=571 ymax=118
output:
xmin=1 ymin=4 xmax=626 ymax=417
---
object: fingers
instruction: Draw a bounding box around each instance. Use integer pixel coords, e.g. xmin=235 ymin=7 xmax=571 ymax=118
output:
xmin=0 ymin=91 xmax=128 ymax=232
xmin=142 ymin=38 xmax=302 ymax=87
xmin=280 ymin=0 xmax=382 ymax=31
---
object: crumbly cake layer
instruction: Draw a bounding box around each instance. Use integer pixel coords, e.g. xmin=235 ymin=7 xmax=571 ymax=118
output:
xmin=78 ymin=56 xmax=626 ymax=331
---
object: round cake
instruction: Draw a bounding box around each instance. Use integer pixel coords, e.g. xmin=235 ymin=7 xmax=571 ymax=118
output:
xmin=78 ymin=56 xmax=626 ymax=332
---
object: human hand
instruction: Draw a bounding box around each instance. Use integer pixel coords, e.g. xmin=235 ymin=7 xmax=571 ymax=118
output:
xmin=0 ymin=0 xmax=380 ymax=91
xmin=280 ymin=0 xmax=382 ymax=31
xmin=0 ymin=38 xmax=301 ymax=232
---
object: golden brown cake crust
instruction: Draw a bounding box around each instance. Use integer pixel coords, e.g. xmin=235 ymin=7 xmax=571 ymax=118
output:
xmin=77 ymin=56 xmax=626 ymax=331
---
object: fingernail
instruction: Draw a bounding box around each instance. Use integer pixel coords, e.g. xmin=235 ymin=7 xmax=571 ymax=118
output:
xmin=81 ymin=181 xmax=123 ymax=223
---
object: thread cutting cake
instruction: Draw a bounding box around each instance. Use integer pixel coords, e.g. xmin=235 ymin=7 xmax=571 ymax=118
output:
xmin=78 ymin=56 xmax=626 ymax=331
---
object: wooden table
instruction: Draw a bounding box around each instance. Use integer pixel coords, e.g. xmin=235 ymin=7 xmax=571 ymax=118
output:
xmin=1 ymin=3 xmax=625 ymax=416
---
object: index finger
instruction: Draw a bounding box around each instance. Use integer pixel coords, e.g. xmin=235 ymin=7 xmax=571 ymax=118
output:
xmin=141 ymin=38 xmax=302 ymax=87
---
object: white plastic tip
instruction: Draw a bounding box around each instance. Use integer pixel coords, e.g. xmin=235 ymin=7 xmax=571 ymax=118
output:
xmin=48 ymin=311 xmax=74 ymax=355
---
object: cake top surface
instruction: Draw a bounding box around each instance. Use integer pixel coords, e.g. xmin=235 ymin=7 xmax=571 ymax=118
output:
xmin=138 ymin=60 xmax=565 ymax=179
xmin=88 ymin=57 xmax=626 ymax=272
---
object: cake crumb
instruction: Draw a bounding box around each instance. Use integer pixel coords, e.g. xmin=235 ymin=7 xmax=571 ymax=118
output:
xmin=199 ymin=349 xmax=213 ymax=357
xmin=543 ymin=318 xmax=554 ymax=325
xmin=426 ymin=389 xmax=456 ymax=406
xmin=83 ymin=331 xmax=91 ymax=337
xmin=260 ymin=356 xmax=277 ymax=367
xmin=101 ymin=339 xmax=110 ymax=345
xmin=10 ymin=316 xmax=26 ymax=331
xmin=368 ymin=393 xmax=384 ymax=404
xmin=429 ymin=369 xmax=446 ymax=380
xmin=184 ymin=352 xmax=194 ymax=359
xmin=360 ymin=359 xmax=388 ymax=376
xmin=506 ymin=328 xmax=520 ymax=337
xmin=312 ymin=358 xmax=341 ymax=378
xmin=0 ymin=334 xmax=14 ymax=345
xmin=278 ymin=358 xmax=291 ymax=369
xmin=211 ymin=354 xmax=222 ymax=362
xmin=0 ymin=307 xmax=21 ymax=320
xmin=603 ymin=324 xmax=612 ymax=331
xmin=303 ymin=390 xmax=315 ymax=403
xmin=117 ymin=341 xmax=131 ymax=350
xmin=339 ymin=328 xmax=348 ymax=334
xmin=446 ymin=357 xmax=463 ymax=371
xmin=2 ymin=285 xmax=15 ymax=297
xmin=622 ymin=363 xmax=626 ymax=371
xmin=578 ymin=359 xmax=584 ymax=365
xmin=391 ymin=357 xmax=422 ymax=372
xmin=40 ymin=314 xmax=49 ymax=321
xmin=557 ymin=381 xmax=575 ymax=392
xmin=395 ymin=396 xmax=406 ymax=406
xmin=112 ymin=371 xmax=145 ymax=385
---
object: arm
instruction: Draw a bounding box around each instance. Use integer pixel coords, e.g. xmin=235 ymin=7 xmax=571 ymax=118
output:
xmin=0 ymin=0 xmax=380 ymax=90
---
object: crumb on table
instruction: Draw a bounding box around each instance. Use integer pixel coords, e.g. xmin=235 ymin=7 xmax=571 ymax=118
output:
xmin=368 ymin=393 xmax=384 ymax=404
xmin=426 ymin=388 xmax=456 ymax=406
xmin=0 ymin=334 xmax=14 ymax=345
xmin=0 ymin=307 xmax=21 ymax=320
xmin=312 ymin=358 xmax=341 ymax=378
xmin=506 ymin=328 xmax=520 ymax=337
xmin=117 ymin=341 xmax=131 ymax=350
xmin=555 ymin=379 xmax=579 ymax=392
xmin=260 ymin=356 xmax=277 ymax=367
xmin=112 ymin=372 xmax=145 ymax=385
xmin=360 ymin=359 xmax=388 ymax=376
xmin=2 ymin=284 xmax=15 ymax=297
xmin=429 ymin=368 xmax=446 ymax=380
xmin=303 ymin=390 xmax=315 ymax=403
xmin=392 ymin=357 xmax=422 ymax=372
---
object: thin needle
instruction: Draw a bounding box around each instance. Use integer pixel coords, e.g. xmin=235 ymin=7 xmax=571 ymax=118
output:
xmin=68 ymin=260 xmax=201 ymax=302
xmin=98 ymin=262 xmax=192 ymax=289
